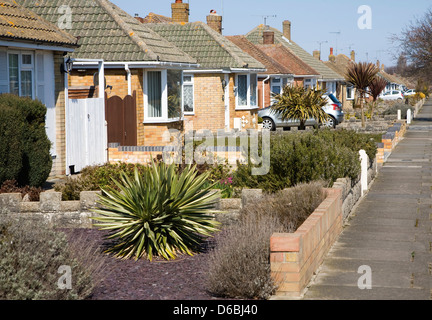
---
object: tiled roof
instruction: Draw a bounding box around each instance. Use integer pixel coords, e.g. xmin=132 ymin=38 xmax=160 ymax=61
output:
xmin=139 ymin=13 xmax=172 ymax=24
xmin=246 ymin=25 xmax=344 ymax=81
xmin=257 ymin=43 xmax=319 ymax=77
xmin=16 ymin=0 xmax=196 ymax=64
xmin=0 ymin=0 xmax=77 ymax=46
xmin=146 ymin=22 xmax=265 ymax=70
xmin=323 ymin=54 xmax=355 ymax=80
xmin=226 ymin=35 xmax=292 ymax=75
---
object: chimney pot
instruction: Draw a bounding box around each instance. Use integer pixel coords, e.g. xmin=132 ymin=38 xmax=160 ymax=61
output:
xmin=330 ymin=47 xmax=334 ymax=56
xmin=313 ymin=50 xmax=321 ymax=60
xmin=350 ymin=50 xmax=355 ymax=61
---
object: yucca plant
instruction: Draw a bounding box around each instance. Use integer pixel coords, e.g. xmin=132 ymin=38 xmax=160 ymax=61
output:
xmin=91 ymin=161 xmax=221 ymax=261
xmin=271 ymin=85 xmax=329 ymax=130
xmin=345 ymin=62 xmax=379 ymax=127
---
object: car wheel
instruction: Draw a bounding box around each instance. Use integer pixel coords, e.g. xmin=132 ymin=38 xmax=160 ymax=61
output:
xmin=322 ymin=116 xmax=336 ymax=129
xmin=262 ymin=118 xmax=276 ymax=131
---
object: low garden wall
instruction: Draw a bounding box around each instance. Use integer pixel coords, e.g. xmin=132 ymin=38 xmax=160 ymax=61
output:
xmin=377 ymin=121 xmax=407 ymax=165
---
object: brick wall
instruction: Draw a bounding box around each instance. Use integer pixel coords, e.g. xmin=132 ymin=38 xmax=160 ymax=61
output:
xmin=270 ymin=188 xmax=343 ymax=297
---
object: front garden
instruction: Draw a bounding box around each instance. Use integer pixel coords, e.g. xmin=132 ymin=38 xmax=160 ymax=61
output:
xmin=0 ymin=122 xmax=382 ymax=300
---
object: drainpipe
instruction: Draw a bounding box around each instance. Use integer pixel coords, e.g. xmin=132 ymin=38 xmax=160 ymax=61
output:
xmin=262 ymin=75 xmax=270 ymax=108
xmin=125 ymin=64 xmax=132 ymax=96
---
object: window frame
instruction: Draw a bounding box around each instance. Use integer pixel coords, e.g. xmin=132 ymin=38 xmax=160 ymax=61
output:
xmin=7 ymin=50 xmax=35 ymax=99
xmin=235 ymin=73 xmax=259 ymax=110
xmin=143 ymin=69 xmax=183 ymax=124
xmin=182 ymin=74 xmax=194 ymax=115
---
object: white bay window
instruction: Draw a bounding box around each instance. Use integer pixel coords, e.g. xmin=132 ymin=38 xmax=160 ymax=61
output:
xmin=236 ymin=73 xmax=258 ymax=110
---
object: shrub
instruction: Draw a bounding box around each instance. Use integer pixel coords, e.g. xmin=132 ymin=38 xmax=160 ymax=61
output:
xmin=233 ymin=130 xmax=366 ymax=193
xmin=0 ymin=218 xmax=107 ymax=300
xmin=382 ymin=103 xmax=411 ymax=118
xmin=205 ymin=211 xmax=283 ymax=300
xmin=0 ymin=180 xmax=42 ymax=201
xmin=206 ymin=181 xmax=326 ymax=299
xmin=54 ymin=162 xmax=150 ymax=200
xmin=0 ymin=94 xmax=52 ymax=187
xmin=91 ymin=161 xmax=221 ymax=261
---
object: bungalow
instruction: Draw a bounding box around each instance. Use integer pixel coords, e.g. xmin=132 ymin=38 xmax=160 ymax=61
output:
xmin=323 ymin=49 xmax=358 ymax=110
xmin=227 ymin=33 xmax=320 ymax=109
xmin=140 ymin=2 xmax=266 ymax=132
xmin=246 ymin=22 xmax=345 ymax=95
xmin=17 ymin=0 xmax=199 ymax=173
xmin=0 ymin=0 xmax=78 ymax=178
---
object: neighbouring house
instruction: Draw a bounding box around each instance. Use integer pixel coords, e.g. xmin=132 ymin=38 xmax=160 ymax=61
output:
xmin=17 ymin=0 xmax=199 ymax=174
xmin=246 ymin=22 xmax=345 ymax=96
xmin=227 ymin=33 xmax=322 ymax=109
xmin=140 ymin=2 xmax=266 ymax=132
xmin=323 ymin=49 xmax=358 ymax=110
xmin=0 ymin=0 xmax=78 ymax=178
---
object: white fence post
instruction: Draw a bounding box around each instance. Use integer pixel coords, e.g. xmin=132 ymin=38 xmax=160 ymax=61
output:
xmin=397 ymin=110 xmax=401 ymax=120
xmin=407 ymin=109 xmax=412 ymax=124
xmin=359 ymin=150 xmax=368 ymax=197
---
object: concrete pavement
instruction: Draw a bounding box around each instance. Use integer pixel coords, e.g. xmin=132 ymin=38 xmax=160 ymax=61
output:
xmin=303 ymin=99 xmax=432 ymax=300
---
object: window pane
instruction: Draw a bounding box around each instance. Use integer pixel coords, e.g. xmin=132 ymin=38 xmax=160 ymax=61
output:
xmin=147 ymin=71 xmax=162 ymax=118
xmin=21 ymin=70 xmax=32 ymax=98
xmin=8 ymin=54 xmax=19 ymax=96
xmin=250 ymin=74 xmax=257 ymax=106
xmin=183 ymin=84 xmax=194 ymax=113
xmin=238 ymin=75 xmax=247 ymax=106
xmin=272 ymin=86 xmax=281 ymax=95
xmin=167 ymin=69 xmax=182 ymax=119
xmin=22 ymin=54 xmax=32 ymax=65
xmin=183 ymin=75 xmax=192 ymax=83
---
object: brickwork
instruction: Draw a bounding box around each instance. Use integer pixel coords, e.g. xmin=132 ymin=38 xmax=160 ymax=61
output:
xmin=270 ymin=188 xmax=343 ymax=297
xmin=50 ymin=52 xmax=67 ymax=178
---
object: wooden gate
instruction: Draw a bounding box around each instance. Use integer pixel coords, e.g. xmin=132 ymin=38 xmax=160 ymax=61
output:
xmin=66 ymin=97 xmax=107 ymax=174
xmin=105 ymin=91 xmax=137 ymax=146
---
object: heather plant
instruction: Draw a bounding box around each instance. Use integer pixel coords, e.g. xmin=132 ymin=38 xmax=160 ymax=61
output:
xmin=0 ymin=218 xmax=107 ymax=300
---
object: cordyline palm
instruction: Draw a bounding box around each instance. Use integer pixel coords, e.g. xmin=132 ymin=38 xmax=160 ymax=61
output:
xmin=91 ymin=161 xmax=221 ymax=261
xmin=345 ymin=62 xmax=379 ymax=127
xmin=368 ymin=76 xmax=388 ymax=117
xmin=271 ymin=85 xmax=329 ymax=130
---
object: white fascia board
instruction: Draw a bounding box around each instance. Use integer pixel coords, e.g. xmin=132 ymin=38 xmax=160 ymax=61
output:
xmin=0 ymin=40 xmax=75 ymax=52
xmin=70 ymin=60 xmax=200 ymax=69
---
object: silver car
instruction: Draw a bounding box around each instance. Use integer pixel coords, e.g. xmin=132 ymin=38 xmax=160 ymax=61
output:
xmin=258 ymin=93 xmax=344 ymax=131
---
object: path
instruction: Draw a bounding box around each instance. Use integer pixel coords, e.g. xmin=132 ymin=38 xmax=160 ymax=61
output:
xmin=303 ymin=99 xmax=432 ymax=300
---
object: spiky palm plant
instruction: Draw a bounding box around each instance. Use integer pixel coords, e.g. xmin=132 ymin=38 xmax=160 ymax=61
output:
xmin=271 ymin=85 xmax=329 ymax=130
xmin=368 ymin=76 xmax=388 ymax=117
xmin=91 ymin=161 xmax=221 ymax=261
xmin=345 ymin=62 xmax=379 ymax=127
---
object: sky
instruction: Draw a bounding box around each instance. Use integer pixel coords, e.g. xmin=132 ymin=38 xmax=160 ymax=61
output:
xmin=112 ymin=0 xmax=432 ymax=68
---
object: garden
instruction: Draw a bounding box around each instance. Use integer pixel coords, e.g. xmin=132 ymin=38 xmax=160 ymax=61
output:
xmin=0 ymin=94 xmax=381 ymax=300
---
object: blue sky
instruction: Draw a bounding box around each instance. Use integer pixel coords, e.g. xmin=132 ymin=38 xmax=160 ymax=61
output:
xmin=112 ymin=0 xmax=432 ymax=68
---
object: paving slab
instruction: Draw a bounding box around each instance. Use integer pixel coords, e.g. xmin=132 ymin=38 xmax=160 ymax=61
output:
xmin=303 ymin=99 xmax=432 ymax=300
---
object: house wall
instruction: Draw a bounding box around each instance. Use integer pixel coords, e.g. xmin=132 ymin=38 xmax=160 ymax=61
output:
xmin=185 ymin=73 xmax=225 ymax=131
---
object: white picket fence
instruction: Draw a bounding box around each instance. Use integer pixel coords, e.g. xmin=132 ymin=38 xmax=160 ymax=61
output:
xmin=66 ymin=98 xmax=107 ymax=174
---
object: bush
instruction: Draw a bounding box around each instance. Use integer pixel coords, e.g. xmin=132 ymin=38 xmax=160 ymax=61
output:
xmin=233 ymin=130 xmax=370 ymax=193
xmin=0 ymin=218 xmax=107 ymax=300
xmin=54 ymin=162 xmax=150 ymax=200
xmin=206 ymin=181 xmax=326 ymax=299
xmin=0 ymin=180 xmax=42 ymax=201
xmin=0 ymin=94 xmax=52 ymax=187
xmin=382 ymin=103 xmax=411 ymax=118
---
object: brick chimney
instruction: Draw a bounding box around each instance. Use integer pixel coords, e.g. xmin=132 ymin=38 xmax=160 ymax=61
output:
xmin=329 ymin=47 xmax=336 ymax=63
xmin=207 ymin=10 xmax=222 ymax=33
xmin=313 ymin=50 xmax=321 ymax=60
xmin=350 ymin=50 xmax=355 ymax=61
xmin=172 ymin=0 xmax=189 ymax=23
xmin=283 ymin=20 xmax=291 ymax=42
xmin=263 ymin=30 xmax=275 ymax=44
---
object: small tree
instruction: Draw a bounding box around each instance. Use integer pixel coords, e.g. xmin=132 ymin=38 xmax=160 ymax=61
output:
xmin=368 ymin=76 xmax=388 ymax=117
xmin=345 ymin=62 xmax=379 ymax=128
xmin=271 ymin=85 xmax=329 ymax=130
